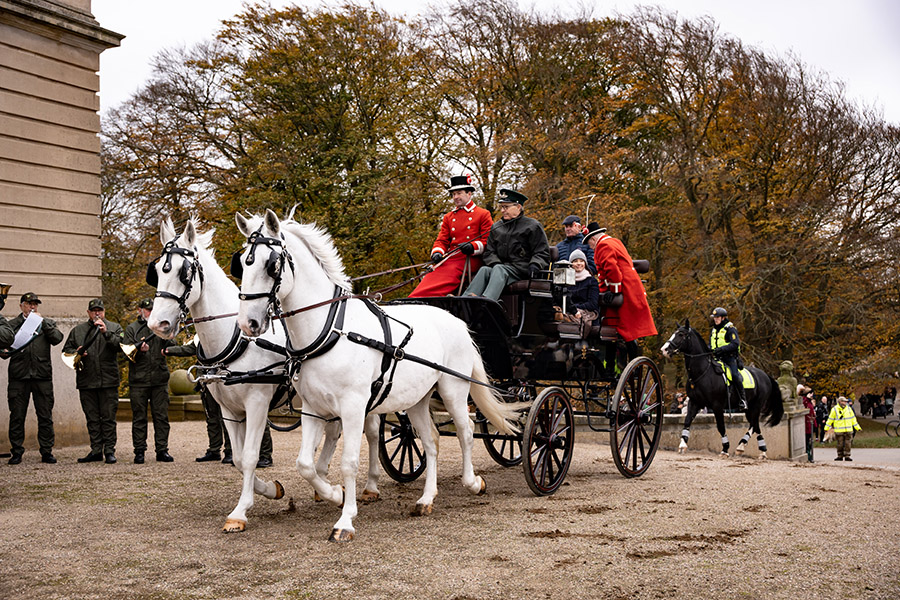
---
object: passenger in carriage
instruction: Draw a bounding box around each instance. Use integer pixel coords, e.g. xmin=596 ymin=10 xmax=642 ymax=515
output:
xmin=555 ymin=249 xmax=599 ymax=333
xmin=409 ymin=174 xmax=493 ymax=297
xmin=556 ymin=215 xmax=595 ymax=274
xmin=463 ymin=188 xmax=550 ymax=300
xmin=582 ymin=222 xmax=657 ymax=360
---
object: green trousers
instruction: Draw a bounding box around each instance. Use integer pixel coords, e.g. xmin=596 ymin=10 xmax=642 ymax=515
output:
xmin=130 ymin=384 xmax=170 ymax=454
xmin=7 ymin=379 xmax=55 ymax=456
xmin=79 ymin=387 xmax=118 ymax=455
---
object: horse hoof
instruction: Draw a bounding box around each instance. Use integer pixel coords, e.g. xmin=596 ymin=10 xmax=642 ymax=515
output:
xmin=411 ymin=503 xmax=433 ymax=517
xmin=360 ymin=489 xmax=380 ymax=503
xmin=328 ymin=528 xmax=354 ymax=543
xmin=314 ymin=491 xmax=323 ymax=503
xmin=274 ymin=480 xmax=285 ymax=500
xmin=735 ymin=448 xmax=745 ymax=456
xmin=477 ymin=477 xmax=487 ymax=496
xmin=222 ymin=518 xmax=246 ymax=533
xmin=758 ymin=453 xmax=767 ymax=461
xmin=719 ymin=451 xmax=729 ymax=458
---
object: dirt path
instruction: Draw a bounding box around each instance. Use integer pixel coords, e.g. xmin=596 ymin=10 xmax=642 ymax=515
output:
xmin=1 ymin=421 xmax=898 ymax=600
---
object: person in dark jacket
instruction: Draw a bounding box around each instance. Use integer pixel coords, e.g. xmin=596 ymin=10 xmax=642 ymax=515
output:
xmin=555 ymin=215 xmax=595 ymax=274
xmin=164 ymin=340 xmax=274 ymax=467
xmin=63 ymin=298 xmax=124 ymax=464
xmin=559 ymin=250 xmax=599 ymax=334
xmin=463 ymin=188 xmax=550 ymax=300
xmin=3 ymin=292 xmax=63 ymax=464
xmin=0 ymin=291 xmax=13 ymax=349
xmin=125 ymin=298 xmax=176 ymax=464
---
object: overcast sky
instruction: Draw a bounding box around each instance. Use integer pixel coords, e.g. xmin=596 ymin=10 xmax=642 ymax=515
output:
xmin=92 ymin=0 xmax=900 ymax=124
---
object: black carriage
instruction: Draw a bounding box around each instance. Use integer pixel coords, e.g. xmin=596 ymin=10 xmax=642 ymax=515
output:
xmin=376 ymin=258 xmax=664 ymax=496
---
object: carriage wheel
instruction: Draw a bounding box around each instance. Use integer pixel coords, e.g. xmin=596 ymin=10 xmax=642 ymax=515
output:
xmin=479 ymin=385 xmax=531 ymax=467
xmin=378 ymin=412 xmax=426 ymax=483
xmin=522 ymin=387 xmax=574 ymax=496
xmin=609 ymin=356 xmax=663 ymax=478
xmin=568 ymin=355 xmax=606 ymax=412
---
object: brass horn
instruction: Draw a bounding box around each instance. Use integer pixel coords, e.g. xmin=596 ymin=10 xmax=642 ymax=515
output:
xmin=0 ymin=282 xmax=11 ymax=297
xmin=120 ymin=343 xmax=138 ymax=362
xmin=62 ymin=351 xmax=82 ymax=371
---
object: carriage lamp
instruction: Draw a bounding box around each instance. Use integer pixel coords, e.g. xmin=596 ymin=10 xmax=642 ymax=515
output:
xmin=552 ymin=261 xmax=575 ymax=287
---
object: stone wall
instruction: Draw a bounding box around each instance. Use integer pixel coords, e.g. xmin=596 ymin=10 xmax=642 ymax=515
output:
xmin=0 ymin=0 xmax=121 ymax=449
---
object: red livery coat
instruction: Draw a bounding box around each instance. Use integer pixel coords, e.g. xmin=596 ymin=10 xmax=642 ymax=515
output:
xmin=593 ymin=234 xmax=657 ymax=342
xmin=409 ymin=201 xmax=493 ymax=297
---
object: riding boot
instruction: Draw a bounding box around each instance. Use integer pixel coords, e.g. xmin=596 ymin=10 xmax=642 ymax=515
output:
xmin=737 ymin=385 xmax=747 ymax=411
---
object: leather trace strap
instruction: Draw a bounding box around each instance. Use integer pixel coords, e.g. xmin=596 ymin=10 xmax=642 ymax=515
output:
xmin=197 ymin=323 xmax=250 ymax=367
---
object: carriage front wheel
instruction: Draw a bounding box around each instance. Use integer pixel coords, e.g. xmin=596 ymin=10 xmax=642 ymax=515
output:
xmin=610 ymin=356 xmax=663 ymax=478
xmin=378 ymin=412 xmax=426 ymax=483
xmin=522 ymin=387 xmax=574 ymax=496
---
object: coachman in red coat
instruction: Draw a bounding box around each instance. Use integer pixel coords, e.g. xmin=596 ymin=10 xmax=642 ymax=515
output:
xmin=409 ymin=175 xmax=493 ymax=297
xmin=583 ymin=222 xmax=657 ymax=359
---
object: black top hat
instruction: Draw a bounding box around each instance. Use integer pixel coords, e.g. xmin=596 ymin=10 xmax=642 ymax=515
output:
xmin=498 ymin=188 xmax=527 ymax=204
xmin=20 ymin=292 xmax=41 ymax=304
xmin=448 ymin=174 xmax=476 ymax=192
xmin=582 ymin=222 xmax=607 ymax=243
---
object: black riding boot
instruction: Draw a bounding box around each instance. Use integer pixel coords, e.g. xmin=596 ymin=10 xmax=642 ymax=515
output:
xmin=736 ymin=385 xmax=747 ymax=411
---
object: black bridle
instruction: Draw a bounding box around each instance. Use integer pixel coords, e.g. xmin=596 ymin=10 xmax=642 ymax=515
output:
xmin=666 ymin=325 xmax=715 ymax=380
xmin=231 ymin=229 xmax=294 ymax=318
xmin=146 ymin=236 xmax=204 ymax=328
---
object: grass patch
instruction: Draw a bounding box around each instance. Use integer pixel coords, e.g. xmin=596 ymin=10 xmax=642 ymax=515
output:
xmin=816 ymin=417 xmax=900 ymax=448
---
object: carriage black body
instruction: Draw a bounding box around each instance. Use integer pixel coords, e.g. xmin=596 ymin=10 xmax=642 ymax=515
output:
xmin=374 ymin=261 xmax=664 ymax=496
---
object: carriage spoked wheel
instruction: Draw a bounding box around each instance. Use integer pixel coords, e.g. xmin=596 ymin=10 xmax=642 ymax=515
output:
xmin=609 ymin=356 xmax=663 ymax=478
xmin=479 ymin=385 xmax=531 ymax=467
xmin=378 ymin=412 xmax=426 ymax=483
xmin=522 ymin=387 xmax=575 ymax=496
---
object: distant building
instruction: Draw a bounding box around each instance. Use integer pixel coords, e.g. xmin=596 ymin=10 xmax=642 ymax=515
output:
xmin=1 ymin=0 xmax=122 ymax=448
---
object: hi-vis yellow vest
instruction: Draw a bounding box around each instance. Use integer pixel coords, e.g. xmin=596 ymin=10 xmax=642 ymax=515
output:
xmin=825 ymin=404 xmax=861 ymax=433
xmin=710 ymin=321 xmax=739 ymax=352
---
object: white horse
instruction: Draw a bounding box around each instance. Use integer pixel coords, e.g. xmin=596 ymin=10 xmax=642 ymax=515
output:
xmin=146 ymin=217 xmax=381 ymax=533
xmin=234 ymin=210 xmax=522 ymax=542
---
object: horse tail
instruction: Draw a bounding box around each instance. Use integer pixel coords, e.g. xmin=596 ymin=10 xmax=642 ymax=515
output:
xmin=468 ymin=342 xmax=526 ymax=435
xmin=762 ymin=373 xmax=784 ymax=427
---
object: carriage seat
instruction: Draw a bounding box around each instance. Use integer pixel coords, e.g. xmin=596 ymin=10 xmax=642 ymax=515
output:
xmin=503 ymin=246 xmax=559 ymax=297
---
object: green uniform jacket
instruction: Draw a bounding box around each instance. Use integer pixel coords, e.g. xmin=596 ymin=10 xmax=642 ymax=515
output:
xmin=482 ymin=214 xmax=550 ymax=278
xmin=63 ymin=318 xmax=124 ymax=389
xmin=7 ymin=313 xmax=64 ymax=380
xmin=164 ymin=341 xmax=197 ymax=358
xmin=0 ymin=315 xmax=13 ymax=348
xmin=124 ymin=317 xmax=174 ymax=387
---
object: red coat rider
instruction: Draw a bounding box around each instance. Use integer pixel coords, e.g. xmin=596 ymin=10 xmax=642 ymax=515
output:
xmin=583 ymin=222 xmax=657 ymax=359
xmin=409 ymin=175 xmax=493 ymax=297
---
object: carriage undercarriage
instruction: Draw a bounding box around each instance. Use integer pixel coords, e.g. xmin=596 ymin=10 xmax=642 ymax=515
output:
xmin=375 ymin=292 xmax=664 ymax=496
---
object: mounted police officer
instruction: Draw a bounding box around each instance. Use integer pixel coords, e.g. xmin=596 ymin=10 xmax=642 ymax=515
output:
xmin=125 ymin=298 xmax=176 ymax=464
xmin=3 ymin=292 xmax=63 ymax=464
xmin=463 ymin=188 xmax=550 ymax=300
xmin=709 ymin=307 xmax=746 ymax=411
xmin=409 ymin=174 xmax=493 ymax=297
xmin=63 ymin=298 xmax=124 ymax=464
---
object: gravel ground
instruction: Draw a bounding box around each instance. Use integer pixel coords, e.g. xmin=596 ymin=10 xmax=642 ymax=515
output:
xmin=1 ymin=420 xmax=898 ymax=600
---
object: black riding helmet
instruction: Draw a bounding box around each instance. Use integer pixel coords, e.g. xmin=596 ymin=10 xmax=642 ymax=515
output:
xmin=711 ymin=307 xmax=727 ymax=318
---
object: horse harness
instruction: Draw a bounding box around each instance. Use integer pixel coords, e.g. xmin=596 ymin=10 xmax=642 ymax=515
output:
xmin=146 ymin=236 xmax=205 ymax=323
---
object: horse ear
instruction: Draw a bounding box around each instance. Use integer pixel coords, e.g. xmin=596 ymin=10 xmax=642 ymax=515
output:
xmin=264 ymin=208 xmax=281 ymax=236
xmin=684 ymin=318 xmax=690 ymax=328
xmin=235 ymin=213 xmax=252 ymax=238
xmin=183 ymin=219 xmax=196 ymax=247
xmin=160 ymin=217 xmax=175 ymax=245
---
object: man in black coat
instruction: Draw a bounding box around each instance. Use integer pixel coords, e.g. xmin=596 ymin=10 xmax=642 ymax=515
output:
xmin=125 ymin=298 xmax=176 ymax=464
xmin=463 ymin=189 xmax=550 ymax=300
xmin=63 ymin=298 xmax=124 ymax=464
xmin=3 ymin=292 xmax=63 ymax=464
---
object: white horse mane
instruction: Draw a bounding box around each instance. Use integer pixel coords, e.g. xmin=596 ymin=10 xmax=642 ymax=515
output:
xmin=243 ymin=214 xmax=351 ymax=291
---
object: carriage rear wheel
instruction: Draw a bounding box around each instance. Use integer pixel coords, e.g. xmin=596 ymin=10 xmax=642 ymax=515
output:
xmin=609 ymin=356 xmax=663 ymax=478
xmin=378 ymin=412 xmax=426 ymax=483
xmin=522 ymin=387 xmax=574 ymax=496
xmin=480 ymin=385 xmax=531 ymax=467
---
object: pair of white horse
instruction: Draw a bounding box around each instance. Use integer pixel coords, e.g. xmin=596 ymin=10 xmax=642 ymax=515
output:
xmin=147 ymin=212 xmax=520 ymax=541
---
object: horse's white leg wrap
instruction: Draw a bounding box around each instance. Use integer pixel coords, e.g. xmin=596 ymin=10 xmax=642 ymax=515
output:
xmin=721 ymin=435 xmax=730 ymax=455
xmin=678 ymin=429 xmax=689 ymax=453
